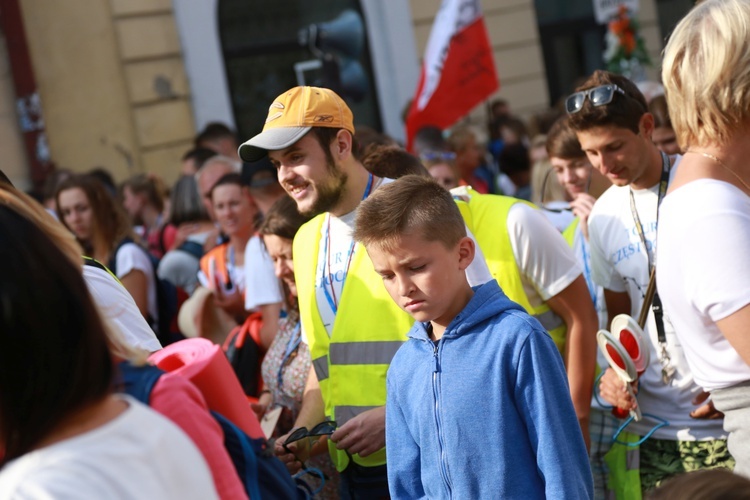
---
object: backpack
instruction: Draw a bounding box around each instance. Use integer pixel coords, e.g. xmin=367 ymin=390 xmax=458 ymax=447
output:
xmin=223 ymin=312 xmax=264 ymax=399
xmin=109 ymin=238 xmax=183 ymax=346
xmin=118 ymin=362 xmax=306 ymax=500
xmin=170 ymin=239 xmax=206 ymax=314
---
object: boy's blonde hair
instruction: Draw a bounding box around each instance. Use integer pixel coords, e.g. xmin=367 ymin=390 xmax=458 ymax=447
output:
xmin=662 ymin=0 xmax=750 ymax=149
xmin=353 ymin=175 xmax=466 ymax=251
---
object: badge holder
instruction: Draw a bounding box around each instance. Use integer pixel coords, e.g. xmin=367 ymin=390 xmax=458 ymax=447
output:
xmin=596 ymin=314 xmax=649 ymax=422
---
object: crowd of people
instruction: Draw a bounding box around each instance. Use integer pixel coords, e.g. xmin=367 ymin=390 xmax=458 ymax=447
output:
xmin=2 ymin=0 xmax=750 ymax=498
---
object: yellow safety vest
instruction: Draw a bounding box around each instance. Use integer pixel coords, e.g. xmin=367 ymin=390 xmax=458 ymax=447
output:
xmin=562 ymin=217 xmax=580 ymax=246
xmin=604 ymin=432 xmax=642 ymax=499
xmin=293 ymin=214 xmax=413 ymax=471
xmin=459 ymin=188 xmax=568 ymax=353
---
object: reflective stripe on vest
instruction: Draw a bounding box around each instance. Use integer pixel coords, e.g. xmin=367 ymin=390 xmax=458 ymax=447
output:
xmin=293 ymin=214 xmax=412 ymax=472
xmin=335 ymin=405 xmax=379 ymax=424
xmin=329 ymin=341 xmax=403 ymax=365
xmin=460 ymin=188 xmax=568 ymax=353
xmin=312 ymin=355 xmax=329 ymax=382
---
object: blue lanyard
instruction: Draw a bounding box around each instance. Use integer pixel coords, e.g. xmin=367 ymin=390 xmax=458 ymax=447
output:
xmin=578 ymin=231 xmax=597 ymax=310
xmin=320 ymin=174 xmax=374 ymax=316
xmin=277 ymin=322 xmax=302 ymax=391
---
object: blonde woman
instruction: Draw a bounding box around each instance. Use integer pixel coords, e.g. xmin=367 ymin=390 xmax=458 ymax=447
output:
xmin=658 ymin=0 xmax=750 ymax=477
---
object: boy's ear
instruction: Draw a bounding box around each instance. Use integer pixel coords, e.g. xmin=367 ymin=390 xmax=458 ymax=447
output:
xmin=457 ymin=236 xmax=475 ymax=271
xmin=638 ymin=112 xmax=655 ymax=140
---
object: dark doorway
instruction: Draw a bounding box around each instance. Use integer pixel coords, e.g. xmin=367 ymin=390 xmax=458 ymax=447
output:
xmin=535 ymin=0 xmax=606 ymax=106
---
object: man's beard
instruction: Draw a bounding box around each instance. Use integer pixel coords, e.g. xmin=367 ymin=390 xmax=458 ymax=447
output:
xmin=300 ymin=160 xmax=348 ymax=217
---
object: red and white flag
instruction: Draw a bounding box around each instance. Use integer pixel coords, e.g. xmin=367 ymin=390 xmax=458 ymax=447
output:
xmin=405 ymin=0 xmax=499 ymax=151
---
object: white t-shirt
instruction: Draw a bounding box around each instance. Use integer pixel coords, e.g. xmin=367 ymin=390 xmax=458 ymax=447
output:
xmin=657 ymin=179 xmax=750 ymax=391
xmin=570 ymin=222 xmax=608 ymax=330
xmin=569 ymin=221 xmax=610 ymax=410
xmin=115 ymin=242 xmax=158 ymax=324
xmin=539 ymin=202 xmax=577 ymax=233
xmin=244 ymin=234 xmax=284 ymax=310
xmin=315 ymin=178 xmax=493 ymax=338
xmin=589 ymin=156 xmax=725 ymax=440
xmin=0 ymin=396 xmax=218 ymax=500
xmin=507 ymin=203 xmax=582 ymax=307
xmin=83 ymin=265 xmax=162 ymax=353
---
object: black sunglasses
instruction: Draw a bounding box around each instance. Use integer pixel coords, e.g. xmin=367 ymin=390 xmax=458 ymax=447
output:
xmin=282 ymin=420 xmax=338 ymax=467
xmin=283 ymin=421 xmax=338 ymax=447
xmin=565 ymin=84 xmax=626 ymax=115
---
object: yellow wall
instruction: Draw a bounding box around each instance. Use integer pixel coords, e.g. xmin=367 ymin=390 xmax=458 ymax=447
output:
xmin=17 ymin=0 xmax=194 ymax=185
xmin=0 ymin=31 xmax=31 ymax=190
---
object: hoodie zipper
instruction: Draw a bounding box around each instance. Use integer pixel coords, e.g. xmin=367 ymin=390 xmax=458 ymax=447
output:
xmin=432 ymin=339 xmax=453 ymax=498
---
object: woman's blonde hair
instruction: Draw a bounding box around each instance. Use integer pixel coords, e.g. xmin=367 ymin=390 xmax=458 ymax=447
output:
xmin=662 ymin=0 xmax=750 ymax=149
xmin=0 ymin=182 xmax=83 ymax=269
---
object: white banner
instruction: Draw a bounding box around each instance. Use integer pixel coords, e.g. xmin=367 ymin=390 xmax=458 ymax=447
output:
xmin=593 ymin=0 xmax=639 ymax=24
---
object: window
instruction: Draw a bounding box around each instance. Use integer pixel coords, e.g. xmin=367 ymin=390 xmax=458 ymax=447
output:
xmin=219 ymin=1 xmax=381 ymax=140
xmin=535 ymin=0 xmax=606 ymax=105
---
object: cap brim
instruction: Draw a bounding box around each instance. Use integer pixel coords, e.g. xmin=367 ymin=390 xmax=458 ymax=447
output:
xmin=238 ymin=126 xmax=312 ymax=162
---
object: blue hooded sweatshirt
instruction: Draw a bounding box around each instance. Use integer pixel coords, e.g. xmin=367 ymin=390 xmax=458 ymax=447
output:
xmin=385 ymin=280 xmax=593 ymax=499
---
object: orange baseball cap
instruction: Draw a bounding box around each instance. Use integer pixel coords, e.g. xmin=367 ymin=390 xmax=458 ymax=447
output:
xmin=238 ymin=86 xmax=355 ymax=162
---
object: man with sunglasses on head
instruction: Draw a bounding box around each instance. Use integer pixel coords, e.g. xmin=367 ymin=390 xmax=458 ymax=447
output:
xmin=567 ymin=70 xmax=732 ymax=494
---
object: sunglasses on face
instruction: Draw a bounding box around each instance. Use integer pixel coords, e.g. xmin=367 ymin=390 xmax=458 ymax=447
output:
xmin=565 ymin=84 xmax=626 ymax=115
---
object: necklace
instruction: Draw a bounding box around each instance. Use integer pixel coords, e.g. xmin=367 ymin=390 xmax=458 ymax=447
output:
xmin=688 ymin=150 xmax=750 ymax=193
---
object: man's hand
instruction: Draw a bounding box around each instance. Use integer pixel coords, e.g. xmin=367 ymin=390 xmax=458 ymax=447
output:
xmin=599 ymin=368 xmax=638 ymax=411
xmin=273 ymin=431 xmax=309 ymax=474
xmin=570 ymin=193 xmax=597 ymax=241
xmin=690 ymin=391 xmax=724 ymax=420
xmin=330 ymin=406 xmax=386 ymax=457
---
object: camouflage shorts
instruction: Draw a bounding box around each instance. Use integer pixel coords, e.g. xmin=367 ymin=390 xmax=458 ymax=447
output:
xmin=640 ymin=437 xmax=735 ymax=491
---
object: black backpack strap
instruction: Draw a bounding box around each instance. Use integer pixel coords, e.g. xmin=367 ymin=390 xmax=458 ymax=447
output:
xmin=117 ymin=361 xmax=165 ymax=405
xmin=108 ymin=236 xmax=137 ymax=275
xmin=157 ymin=224 xmax=169 ymax=256
xmin=177 ymin=240 xmax=204 ymax=260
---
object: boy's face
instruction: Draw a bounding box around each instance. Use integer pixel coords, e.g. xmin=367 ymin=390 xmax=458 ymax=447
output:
xmin=576 ymin=114 xmax=654 ymax=189
xmin=366 ymin=232 xmax=475 ymax=330
xmin=550 ymin=156 xmax=592 ymax=200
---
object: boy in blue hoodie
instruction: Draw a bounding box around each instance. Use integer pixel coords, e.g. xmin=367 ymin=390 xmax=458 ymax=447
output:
xmin=353 ymin=175 xmax=593 ymax=499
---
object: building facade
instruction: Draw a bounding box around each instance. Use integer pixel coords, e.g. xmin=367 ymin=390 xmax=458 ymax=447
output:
xmin=0 ymin=0 xmax=691 ymax=191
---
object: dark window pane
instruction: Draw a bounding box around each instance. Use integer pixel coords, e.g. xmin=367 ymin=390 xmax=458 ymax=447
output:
xmin=219 ymin=1 xmax=381 ymax=140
